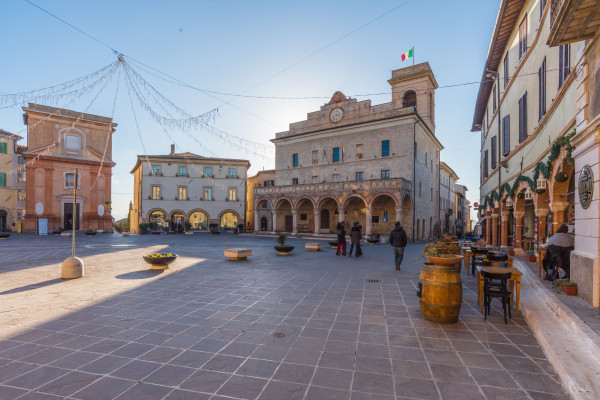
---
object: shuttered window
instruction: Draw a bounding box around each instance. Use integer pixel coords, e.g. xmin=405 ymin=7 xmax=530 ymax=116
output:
xmin=503 ymin=54 xmax=509 ymax=89
xmin=492 ymin=85 xmax=497 ymax=113
xmin=518 ymin=92 xmax=528 ymax=143
xmin=502 ymin=115 xmax=510 ymax=156
xmin=0 ymin=142 xmax=7 ymax=153
xmin=558 ymin=44 xmax=570 ymax=89
xmin=538 ymin=57 xmax=546 ymax=121
xmin=518 ymin=15 xmax=527 ymax=60
xmin=491 ymin=136 xmax=497 ymax=169
xmin=483 ymin=150 xmax=489 ymax=178
xmin=0 ymin=172 xmax=6 ymax=187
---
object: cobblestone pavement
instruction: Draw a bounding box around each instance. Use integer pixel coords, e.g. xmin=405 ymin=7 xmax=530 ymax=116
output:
xmin=0 ymin=233 xmax=569 ymax=399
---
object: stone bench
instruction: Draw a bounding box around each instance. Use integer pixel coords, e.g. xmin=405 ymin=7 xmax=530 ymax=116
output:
xmin=224 ymin=248 xmax=252 ymax=261
xmin=305 ymin=243 xmax=324 ymax=252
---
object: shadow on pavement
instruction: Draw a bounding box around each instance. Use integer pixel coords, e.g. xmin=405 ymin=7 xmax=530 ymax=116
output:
xmin=0 ymin=278 xmax=64 ymax=295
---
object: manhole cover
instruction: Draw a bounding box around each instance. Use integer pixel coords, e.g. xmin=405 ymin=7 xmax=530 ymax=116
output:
xmin=367 ymin=279 xmax=381 ymax=283
xmin=273 ymin=332 xmax=286 ymax=338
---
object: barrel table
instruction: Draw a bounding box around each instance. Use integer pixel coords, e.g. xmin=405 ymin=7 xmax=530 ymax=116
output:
xmin=417 ymin=262 xmax=462 ymax=323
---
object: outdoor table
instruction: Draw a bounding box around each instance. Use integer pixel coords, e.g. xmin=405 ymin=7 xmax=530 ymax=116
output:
xmin=538 ymin=245 xmax=547 ymax=277
xmin=477 ymin=265 xmax=523 ymax=316
xmin=483 ymin=256 xmax=514 ymax=268
xmin=462 ymin=248 xmax=471 ymax=274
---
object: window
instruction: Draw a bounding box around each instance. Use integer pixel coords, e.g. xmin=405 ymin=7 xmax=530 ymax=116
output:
xmin=0 ymin=172 xmax=6 ymax=187
xmin=17 ymin=209 xmax=25 ymax=219
xmin=419 ymin=181 xmax=422 ymax=197
xmin=312 ymin=176 xmax=318 ymax=183
xmin=372 ymin=215 xmax=380 ymax=223
xmin=228 ymin=188 xmax=237 ymax=201
xmin=502 ymin=115 xmax=510 ymax=156
xmin=264 ymin=180 xmax=274 ymax=187
xmin=292 ymin=153 xmax=299 ymax=168
xmin=483 ymin=150 xmax=489 ymax=178
xmin=503 ymin=53 xmax=509 ymax=89
xmin=0 ymin=141 xmax=7 ymax=154
xmin=333 ymin=174 xmax=340 ymax=182
xmin=64 ymin=134 xmax=81 ymax=151
xmin=18 ymin=171 xmax=26 ymax=182
xmin=229 ymin=168 xmax=236 ymax=177
xmin=356 ymin=143 xmax=363 ymax=159
xmin=18 ymin=156 xmax=25 ymax=164
xmin=177 ymin=186 xmax=187 ymax=200
xmin=178 ymin=166 xmax=186 ymax=176
xmin=292 ymin=178 xmax=299 ymax=185
xmin=204 ymin=187 xmax=212 ymax=200
xmin=491 ymin=136 xmax=497 ymax=169
xmin=65 ymin=173 xmax=80 ymax=189
xmin=205 ymin=167 xmax=212 ymax=177
xmin=518 ymin=92 xmax=528 ymax=143
xmin=356 ymin=172 xmax=363 ymax=181
xmin=518 ymin=15 xmax=527 ymax=60
xmin=381 ymin=140 xmax=390 ymax=157
xmin=381 ymin=169 xmax=390 ymax=179
xmin=492 ymin=85 xmax=497 ymax=113
xmin=538 ymin=57 xmax=547 ymax=121
xmin=403 ymin=91 xmax=417 ymax=108
xmin=312 ymin=150 xmax=318 ymax=164
xmin=18 ymin=189 xmax=25 ymax=201
xmin=151 ymin=185 xmax=161 ymax=199
xmin=153 ymin=165 xmax=161 ymax=175
xmin=559 ymin=44 xmax=570 ymax=89
xmin=333 ymin=147 xmax=340 ymax=163
xmin=300 ymin=214 xmax=307 ymax=221
xmin=431 ymin=187 xmax=433 ymax=201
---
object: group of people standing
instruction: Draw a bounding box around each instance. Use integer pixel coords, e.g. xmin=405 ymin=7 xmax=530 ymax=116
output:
xmin=335 ymin=221 xmax=409 ymax=271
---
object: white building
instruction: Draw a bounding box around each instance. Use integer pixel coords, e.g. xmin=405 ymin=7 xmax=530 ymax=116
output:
xmin=440 ymin=162 xmax=458 ymax=235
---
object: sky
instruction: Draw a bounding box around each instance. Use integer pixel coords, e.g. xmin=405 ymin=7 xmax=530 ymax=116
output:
xmin=0 ymin=0 xmax=500 ymax=221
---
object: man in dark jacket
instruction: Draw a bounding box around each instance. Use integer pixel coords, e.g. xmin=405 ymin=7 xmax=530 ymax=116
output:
xmin=349 ymin=221 xmax=362 ymax=257
xmin=389 ymin=222 xmax=408 ymax=270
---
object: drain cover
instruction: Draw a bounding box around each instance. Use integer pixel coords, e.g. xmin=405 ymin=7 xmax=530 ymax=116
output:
xmin=367 ymin=279 xmax=381 ymax=283
xmin=273 ymin=332 xmax=286 ymax=338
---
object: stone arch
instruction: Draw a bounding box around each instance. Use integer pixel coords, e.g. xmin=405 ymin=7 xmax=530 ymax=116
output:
xmin=548 ymin=148 xmax=575 ymax=234
xmin=370 ymin=194 xmax=398 ymax=235
xmin=295 ymin=197 xmax=316 ymax=233
xmin=293 ymin=196 xmax=316 ymax=210
xmin=341 ymin=193 xmax=369 ymax=209
xmin=187 ymin=208 xmax=210 ymax=230
xmin=219 ymin=209 xmax=240 ymax=228
xmin=402 ymin=90 xmax=417 ymax=108
xmin=146 ymin=208 xmax=168 ymax=221
xmin=169 ymin=209 xmax=186 ymax=220
xmin=512 ymin=181 xmax=532 ymax=251
xmin=274 ymin=197 xmax=293 ymax=210
xmin=147 ymin=208 xmax=169 ymax=229
xmin=256 ymin=198 xmax=273 ymax=210
xmin=255 ymin=199 xmax=273 ymax=231
xmin=275 ymin=198 xmax=293 ymax=232
xmin=318 ymin=196 xmax=339 ymax=233
xmin=317 ymin=196 xmax=340 ymax=210
xmin=344 ymin=196 xmax=367 ymax=233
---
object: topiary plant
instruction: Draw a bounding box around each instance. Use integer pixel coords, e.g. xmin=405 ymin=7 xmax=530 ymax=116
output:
xmin=276 ymin=234 xmax=287 ymax=246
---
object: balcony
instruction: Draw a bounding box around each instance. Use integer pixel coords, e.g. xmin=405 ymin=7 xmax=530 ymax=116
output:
xmin=255 ymin=177 xmax=412 ymax=197
xmin=548 ymin=0 xmax=600 ymax=46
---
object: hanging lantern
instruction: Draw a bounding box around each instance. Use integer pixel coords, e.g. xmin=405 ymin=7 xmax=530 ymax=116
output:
xmin=494 ymin=201 xmax=499 ymax=208
xmin=506 ymin=198 xmax=513 ymax=208
xmin=525 ymin=190 xmax=533 ymax=200
xmin=536 ymin=177 xmax=547 ymax=194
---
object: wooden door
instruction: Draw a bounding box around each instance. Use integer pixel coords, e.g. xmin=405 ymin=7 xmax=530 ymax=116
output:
xmin=285 ymin=215 xmax=293 ymax=232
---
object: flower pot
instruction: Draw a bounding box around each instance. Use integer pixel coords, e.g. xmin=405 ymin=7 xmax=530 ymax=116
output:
xmin=85 ymin=232 xmax=97 ymax=236
xmin=366 ymin=239 xmax=379 ymax=245
xmin=151 ymin=231 xmax=161 ymax=236
xmin=274 ymin=245 xmax=294 ymax=255
xmin=0 ymin=233 xmax=10 ymax=239
xmin=426 ymin=255 xmax=464 ymax=266
xmin=560 ymin=285 xmax=577 ymax=296
xmin=143 ymin=254 xmax=178 ymax=270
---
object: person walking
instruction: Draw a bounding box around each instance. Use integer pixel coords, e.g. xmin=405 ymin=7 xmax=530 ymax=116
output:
xmin=349 ymin=221 xmax=362 ymax=257
xmin=336 ymin=222 xmax=347 ymax=256
xmin=389 ymin=221 xmax=408 ymax=270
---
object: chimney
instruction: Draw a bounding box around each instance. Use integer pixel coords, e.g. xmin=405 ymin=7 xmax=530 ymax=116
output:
xmin=170 ymin=144 xmax=175 ymax=155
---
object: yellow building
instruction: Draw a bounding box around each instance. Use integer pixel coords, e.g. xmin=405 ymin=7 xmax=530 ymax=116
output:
xmin=0 ymin=129 xmax=25 ymax=232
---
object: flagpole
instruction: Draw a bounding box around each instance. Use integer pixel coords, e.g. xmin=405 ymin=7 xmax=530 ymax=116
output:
xmin=413 ymin=46 xmax=415 ymax=66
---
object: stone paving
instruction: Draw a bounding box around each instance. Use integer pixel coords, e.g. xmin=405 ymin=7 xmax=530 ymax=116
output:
xmin=0 ymin=233 xmax=569 ymax=399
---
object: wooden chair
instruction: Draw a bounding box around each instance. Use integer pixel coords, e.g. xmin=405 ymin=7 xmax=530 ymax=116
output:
xmin=482 ymin=270 xmax=512 ymax=324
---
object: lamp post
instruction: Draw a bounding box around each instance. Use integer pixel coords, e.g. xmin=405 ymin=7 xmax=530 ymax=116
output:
xmin=61 ymin=168 xmax=84 ymax=279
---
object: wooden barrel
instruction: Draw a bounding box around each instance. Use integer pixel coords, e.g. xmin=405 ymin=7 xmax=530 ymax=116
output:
xmin=417 ymin=262 xmax=462 ymax=323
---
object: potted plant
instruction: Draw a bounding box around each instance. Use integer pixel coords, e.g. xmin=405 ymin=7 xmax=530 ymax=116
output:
xmin=209 ymin=223 xmax=220 ymax=234
xmin=0 ymin=225 xmax=11 ymax=239
xmin=555 ymin=279 xmax=577 ymax=295
xmin=524 ymin=250 xmax=537 ymax=262
xmin=422 ymin=235 xmax=463 ymax=266
xmin=274 ymin=234 xmax=294 ymax=255
xmin=143 ymin=253 xmax=178 ymax=270
xmin=85 ymin=229 xmax=97 ymax=236
xmin=138 ymin=223 xmax=149 ymax=235
xmin=503 ymin=246 xmax=515 ymax=256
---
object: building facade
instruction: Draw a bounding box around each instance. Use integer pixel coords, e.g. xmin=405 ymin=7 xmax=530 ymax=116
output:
xmin=22 ymin=104 xmax=116 ymax=233
xmin=455 ymin=184 xmax=469 ymax=238
xmin=254 ymin=63 xmax=443 ymax=240
xmin=130 ymin=145 xmax=250 ymax=233
xmin=246 ymin=169 xmax=275 ymax=232
xmin=0 ymin=130 xmax=25 ymax=232
xmin=473 ymin=0 xmax=600 ymax=306
xmin=440 ymin=162 xmax=458 ymax=236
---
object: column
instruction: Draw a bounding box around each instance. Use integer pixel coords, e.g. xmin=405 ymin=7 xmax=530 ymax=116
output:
xmin=514 ymin=211 xmax=524 ymax=250
xmin=254 ymin=210 xmax=260 ymax=233
xmin=395 ymin=206 xmax=402 ymax=223
xmin=500 ymin=211 xmax=509 ymax=247
xmin=491 ymin=213 xmax=499 ymax=247
xmin=271 ymin=211 xmax=277 ymax=233
xmin=313 ymin=209 xmax=321 ymax=236
xmin=338 ymin=207 xmax=345 ymax=224
xmin=550 ymin=202 xmax=568 ymax=235
xmin=365 ymin=207 xmax=372 ymax=238
xmin=536 ymin=208 xmax=549 ymax=244
xmin=292 ymin=209 xmax=298 ymax=235
xmin=485 ymin=210 xmax=492 ymax=245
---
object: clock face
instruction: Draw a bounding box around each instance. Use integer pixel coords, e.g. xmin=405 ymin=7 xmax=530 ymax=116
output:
xmin=330 ymin=108 xmax=344 ymax=123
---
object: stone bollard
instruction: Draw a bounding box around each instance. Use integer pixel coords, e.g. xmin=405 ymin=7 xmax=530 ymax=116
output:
xmin=62 ymin=257 xmax=84 ymax=279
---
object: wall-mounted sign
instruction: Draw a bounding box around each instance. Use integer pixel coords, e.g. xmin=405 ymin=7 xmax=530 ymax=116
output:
xmin=473 ymin=202 xmax=479 ymax=208
xmin=35 ymin=202 xmax=43 ymax=215
xmin=578 ymin=165 xmax=593 ymax=209
xmin=97 ymin=205 xmax=105 ymax=216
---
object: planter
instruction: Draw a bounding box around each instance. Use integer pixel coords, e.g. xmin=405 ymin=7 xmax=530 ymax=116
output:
xmin=143 ymin=254 xmax=178 ymax=270
xmin=329 ymin=241 xmax=338 ymax=248
xmin=151 ymin=231 xmax=162 ymax=236
xmin=426 ymin=255 xmax=464 ymax=266
xmin=210 ymin=230 xmax=220 ymax=234
xmin=274 ymin=245 xmax=294 ymax=255
xmin=0 ymin=233 xmax=10 ymax=239
xmin=121 ymin=232 xmax=130 ymax=236
xmin=366 ymin=239 xmax=379 ymax=245
xmin=185 ymin=231 xmax=193 ymax=236
xmin=560 ymin=285 xmax=577 ymax=296
xmin=85 ymin=232 xmax=97 ymax=236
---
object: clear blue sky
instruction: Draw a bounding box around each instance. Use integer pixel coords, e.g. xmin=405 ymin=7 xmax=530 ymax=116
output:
xmin=0 ymin=0 xmax=500 ymax=220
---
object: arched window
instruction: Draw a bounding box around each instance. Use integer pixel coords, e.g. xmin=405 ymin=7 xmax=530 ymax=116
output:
xmin=403 ymin=90 xmax=417 ymax=108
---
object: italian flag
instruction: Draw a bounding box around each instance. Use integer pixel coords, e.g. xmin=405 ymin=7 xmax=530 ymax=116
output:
xmin=401 ymin=48 xmax=413 ymax=61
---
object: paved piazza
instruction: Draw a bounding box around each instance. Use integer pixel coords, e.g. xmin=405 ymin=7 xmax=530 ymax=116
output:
xmin=0 ymin=233 xmax=568 ymax=399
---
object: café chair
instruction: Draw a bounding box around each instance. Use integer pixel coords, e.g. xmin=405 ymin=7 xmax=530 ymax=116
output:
xmin=482 ymin=270 xmax=512 ymax=324
xmin=471 ymin=248 xmax=488 ymax=276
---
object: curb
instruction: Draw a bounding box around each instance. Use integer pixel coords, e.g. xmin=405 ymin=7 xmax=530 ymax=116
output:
xmin=516 ymin=259 xmax=600 ymax=400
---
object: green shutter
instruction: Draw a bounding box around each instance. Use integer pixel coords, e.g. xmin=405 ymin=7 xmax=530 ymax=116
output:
xmin=0 ymin=172 xmax=6 ymax=187
xmin=0 ymin=142 xmax=7 ymax=154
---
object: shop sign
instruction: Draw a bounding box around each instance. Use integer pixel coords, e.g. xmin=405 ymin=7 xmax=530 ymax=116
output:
xmin=578 ymin=165 xmax=593 ymax=209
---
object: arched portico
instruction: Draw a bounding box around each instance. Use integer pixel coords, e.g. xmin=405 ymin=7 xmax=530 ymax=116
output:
xmin=295 ymin=197 xmax=315 ymax=234
xmin=255 ymin=198 xmax=273 ymax=232
xmin=188 ymin=209 xmax=210 ymax=229
xmin=274 ymin=198 xmax=293 ymax=233
xmin=218 ymin=209 xmax=240 ymax=228
xmin=370 ymin=194 xmax=398 ymax=236
xmin=147 ymin=208 xmax=169 ymax=229
xmin=343 ymin=196 xmax=367 ymax=236
xmin=317 ymin=197 xmax=339 ymax=234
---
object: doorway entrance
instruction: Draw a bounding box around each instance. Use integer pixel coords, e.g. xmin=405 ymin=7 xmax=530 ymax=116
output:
xmin=0 ymin=210 xmax=7 ymax=230
xmin=63 ymin=203 xmax=81 ymax=230
xmin=285 ymin=215 xmax=293 ymax=232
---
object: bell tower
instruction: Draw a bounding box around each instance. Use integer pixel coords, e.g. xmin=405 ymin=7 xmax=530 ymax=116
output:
xmin=388 ymin=62 xmax=439 ymax=132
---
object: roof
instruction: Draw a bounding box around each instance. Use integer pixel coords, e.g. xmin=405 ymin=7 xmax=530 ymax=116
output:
xmin=471 ymin=0 xmax=526 ymax=131
xmin=23 ymin=103 xmax=117 ymax=126
xmin=0 ymin=129 xmax=23 ymax=141
xmin=130 ymin=153 xmax=251 ymax=174
xmin=440 ymin=161 xmax=459 ymax=179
